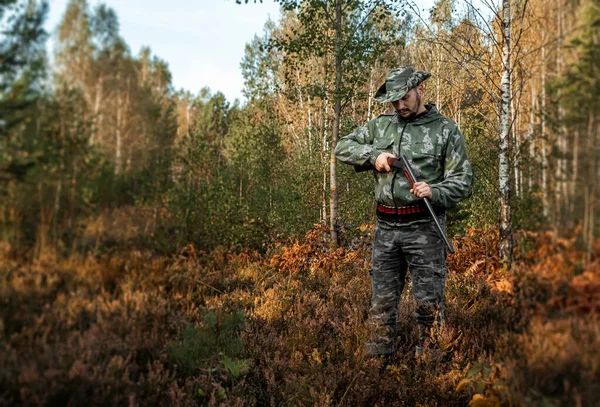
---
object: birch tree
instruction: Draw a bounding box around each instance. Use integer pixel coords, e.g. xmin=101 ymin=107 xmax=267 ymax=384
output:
xmin=498 ymin=0 xmax=512 ymax=262
xmin=408 ymin=0 xmax=541 ymax=264
xmin=251 ymin=0 xmax=406 ymax=246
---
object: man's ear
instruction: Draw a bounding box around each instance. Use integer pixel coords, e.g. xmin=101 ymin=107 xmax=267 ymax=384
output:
xmin=416 ymin=83 xmax=424 ymax=97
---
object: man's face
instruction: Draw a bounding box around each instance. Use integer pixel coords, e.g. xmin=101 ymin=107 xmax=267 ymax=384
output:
xmin=391 ymin=86 xmax=423 ymax=119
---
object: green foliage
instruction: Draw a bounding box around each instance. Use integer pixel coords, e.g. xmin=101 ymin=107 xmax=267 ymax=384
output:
xmin=241 ymin=19 xmax=281 ymax=100
xmin=3 ymin=0 xmax=595 ymax=264
xmin=1 ymin=0 xmax=48 ymax=160
xmin=443 ymin=92 xmax=496 ymax=234
xmin=271 ymin=0 xmax=410 ymax=105
xmin=546 ymin=0 xmax=600 ymax=231
xmin=0 ymin=0 xmax=180 ymax=256
xmin=167 ymin=310 xmax=246 ymax=376
xmin=0 ymin=84 xmax=115 ymax=254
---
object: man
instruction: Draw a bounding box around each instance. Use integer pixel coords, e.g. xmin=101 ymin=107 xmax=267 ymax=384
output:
xmin=334 ymin=66 xmax=473 ymax=358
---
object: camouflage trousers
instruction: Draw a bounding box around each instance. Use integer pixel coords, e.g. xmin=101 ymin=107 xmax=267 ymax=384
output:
xmin=366 ymin=218 xmax=448 ymax=356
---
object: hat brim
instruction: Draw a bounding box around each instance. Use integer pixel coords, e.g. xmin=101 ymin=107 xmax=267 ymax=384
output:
xmin=374 ymin=84 xmax=409 ymax=103
xmin=373 ymin=71 xmax=431 ymax=103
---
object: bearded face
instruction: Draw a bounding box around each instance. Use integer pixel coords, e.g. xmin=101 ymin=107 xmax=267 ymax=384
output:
xmin=391 ymin=86 xmax=424 ymax=120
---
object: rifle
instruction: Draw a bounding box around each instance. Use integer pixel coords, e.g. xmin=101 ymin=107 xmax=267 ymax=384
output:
xmin=354 ymin=156 xmax=455 ymax=254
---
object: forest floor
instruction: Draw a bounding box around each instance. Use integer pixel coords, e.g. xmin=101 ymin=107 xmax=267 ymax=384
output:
xmin=2 ymin=208 xmax=600 ymax=406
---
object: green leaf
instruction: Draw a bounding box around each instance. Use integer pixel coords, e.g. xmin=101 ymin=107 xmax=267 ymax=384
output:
xmin=467 ymin=363 xmax=483 ymax=378
xmin=221 ymin=356 xmax=240 ymax=379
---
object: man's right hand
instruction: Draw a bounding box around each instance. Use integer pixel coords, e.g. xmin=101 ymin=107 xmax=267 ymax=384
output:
xmin=375 ymin=152 xmax=396 ymax=172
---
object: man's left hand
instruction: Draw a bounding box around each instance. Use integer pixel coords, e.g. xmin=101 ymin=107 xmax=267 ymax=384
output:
xmin=410 ymin=181 xmax=432 ymax=199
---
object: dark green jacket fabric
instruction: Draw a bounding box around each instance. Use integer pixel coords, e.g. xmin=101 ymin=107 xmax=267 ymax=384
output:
xmin=334 ymin=105 xmax=473 ymax=227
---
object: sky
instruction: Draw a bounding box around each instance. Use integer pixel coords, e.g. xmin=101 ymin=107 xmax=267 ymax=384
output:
xmin=46 ymin=0 xmax=436 ymax=103
xmin=46 ymin=0 xmax=282 ymax=103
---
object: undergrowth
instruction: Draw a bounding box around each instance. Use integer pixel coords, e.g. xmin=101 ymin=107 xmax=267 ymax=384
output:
xmin=1 ymin=218 xmax=599 ymax=406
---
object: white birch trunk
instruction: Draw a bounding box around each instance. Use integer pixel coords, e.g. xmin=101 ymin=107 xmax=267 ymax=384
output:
xmin=511 ymin=76 xmax=519 ymax=197
xmin=541 ymin=45 xmax=548 ymax=218
xmin=555 ymin=2 xmax=566 ymax=225
xmin=322 ymin=98 xmax=329 ymax=223
xmin=329 ymin=0 xmax=342 ymax=246
xmin=498 ymin=0 xmax=513 ymax=263
xmin=528 ymin=88 xmax=536 ymax=189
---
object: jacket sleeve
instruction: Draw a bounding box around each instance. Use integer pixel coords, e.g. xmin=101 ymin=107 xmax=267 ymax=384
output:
xmin=430 ymin=127 xmax=473 ymax=208
xmin=334 ymin=122 xmax=380 ymax=167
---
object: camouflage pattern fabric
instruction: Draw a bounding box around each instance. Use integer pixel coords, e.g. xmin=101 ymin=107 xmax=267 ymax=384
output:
xmin=334 ymin=104 xmax=473 ymax=228
xmin=365 ymin=218 xmax=447 ymax=356
xmin=373 ymin=66 xmax=432 ymax=103
xmin=334 ymin=69 xmax=471 ymax=357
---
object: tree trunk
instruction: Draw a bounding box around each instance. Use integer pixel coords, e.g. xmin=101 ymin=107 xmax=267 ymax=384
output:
xmin=296 ymin=71 xmax=307 ymax=154
xmin=329 ymin=0 xmax=342 ymax=247
xmin=186 ymin=103 xmax=190 ymax=138
xmin=322 ymin=99 xmax=329 ymax=223
xmin=528 ymin=87 xmax=536 ymax=190
xmin=583 ymin=108 xmax=595 ymax=250
xmin=115 ymin=83 xmax=123 ymax=175
xmin=436 ymin=52 xmax=441 ymax=110
xmin=367 ymin=68 xmax=373 ymax=121
xmin=570 ymin=129 xmax=579 ymax=226
xmin=307 ymin=96 xmax=313 ymax=158
xmin=593 ymin=117 xmax=600 ymax=261
xmin=498 ymin=0 xmax=513 ymax=264
xmin=541 ymin=44 xmax=548 ymax=218
xmin=36 ymin=181 xmax=47 ymax=256
xmin=91 ymin=76 xmax=103 ymax=145
xmin=587 ymin=185 xmax=595 ymax=263
xmin=555 ymin=1 xmax=567 ymax=226
xmin=511 ymin=75 xmax=519 ymax=198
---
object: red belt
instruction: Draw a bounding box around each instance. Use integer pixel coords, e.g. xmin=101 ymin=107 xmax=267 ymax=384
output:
xmin=376 ymin=203 xmax=426 ymax=215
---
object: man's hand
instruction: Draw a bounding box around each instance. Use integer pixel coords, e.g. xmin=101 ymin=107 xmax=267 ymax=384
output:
xmin=375 ymin=152 xmax=396 ymax=172
xmin=411 ymin=181 xmax=432 ymax=199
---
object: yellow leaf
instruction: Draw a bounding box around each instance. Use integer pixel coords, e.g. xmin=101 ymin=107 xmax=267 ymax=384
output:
xmin=456 ymin=378 xmax=473 ymax=392
xmin=469 ymin=394 xmax=501 ymax=407
xmin=311 ymin=348 xmax=322 ymax=364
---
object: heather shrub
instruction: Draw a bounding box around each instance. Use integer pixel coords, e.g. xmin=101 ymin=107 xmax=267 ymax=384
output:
xmin=2 ymin=221 xmax=599 ymax=406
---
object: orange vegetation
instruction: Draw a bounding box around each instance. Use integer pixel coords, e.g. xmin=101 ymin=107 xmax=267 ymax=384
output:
xmin=1 ymin=223 xmax=599 ymax=406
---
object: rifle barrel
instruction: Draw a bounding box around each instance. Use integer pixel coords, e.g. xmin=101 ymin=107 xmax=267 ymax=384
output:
xmin=351 ymin=155 xmax=455 ymax=254
xmin=398 ymin=156 xmax=455 ymax=254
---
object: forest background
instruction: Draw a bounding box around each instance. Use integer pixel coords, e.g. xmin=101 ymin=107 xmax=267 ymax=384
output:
xmin=2 ymin=0 xmax=600 ymax=405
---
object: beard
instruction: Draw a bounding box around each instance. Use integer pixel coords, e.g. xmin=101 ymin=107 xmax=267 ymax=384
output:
xmin=396 ymin=92 xmax=422 ymax=120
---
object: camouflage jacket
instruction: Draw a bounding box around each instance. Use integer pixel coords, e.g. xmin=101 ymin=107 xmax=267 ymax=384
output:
xmin=334 ymin=104 xmax=473 ymax=228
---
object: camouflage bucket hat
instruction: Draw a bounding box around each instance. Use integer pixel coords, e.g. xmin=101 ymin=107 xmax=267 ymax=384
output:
xmin=374 ymin=66 xmax=431 ymax=103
